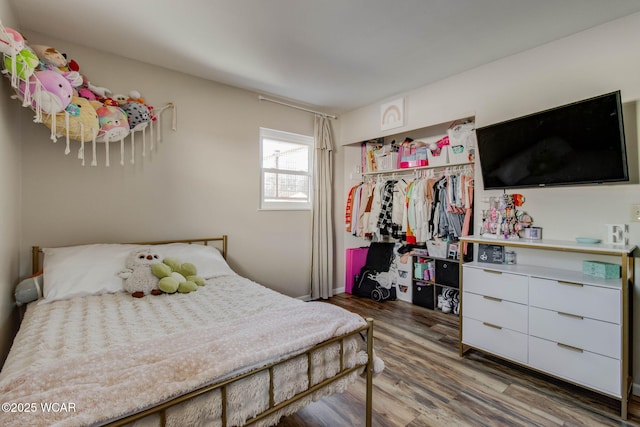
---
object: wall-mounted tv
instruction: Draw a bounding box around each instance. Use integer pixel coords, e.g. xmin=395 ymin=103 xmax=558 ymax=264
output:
xmin=476 ymin=91 xmax=628 ymax=190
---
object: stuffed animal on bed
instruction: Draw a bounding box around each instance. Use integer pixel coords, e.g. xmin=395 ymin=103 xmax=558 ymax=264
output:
xmin=151 ymin=257 xmax=205 ymax=294
xmin=118 ymin=248 xmax=164 ymax=298
xmin=118 ymin=248 xmax=205 ymax=297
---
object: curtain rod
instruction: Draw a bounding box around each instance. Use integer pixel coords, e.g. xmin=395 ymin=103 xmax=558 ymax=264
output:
xmin=258 ymin=95 xmax=337 ymax=120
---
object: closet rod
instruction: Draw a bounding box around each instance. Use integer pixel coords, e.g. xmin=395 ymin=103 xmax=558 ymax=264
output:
xmin=258 ymin=95 xmax=338 ymax=119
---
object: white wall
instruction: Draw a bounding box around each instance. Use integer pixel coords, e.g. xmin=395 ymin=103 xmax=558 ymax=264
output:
xmin=17 ymin=31 xmax=317 ymax=300
xmin=338 ymin=12 xmax=640 ymax=390
xmin=0 ymin=0 xmax=22 ymax=365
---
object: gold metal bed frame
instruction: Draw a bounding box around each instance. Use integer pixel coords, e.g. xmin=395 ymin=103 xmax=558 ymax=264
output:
xmin=31 ymin=236 xmax=375 ymax=427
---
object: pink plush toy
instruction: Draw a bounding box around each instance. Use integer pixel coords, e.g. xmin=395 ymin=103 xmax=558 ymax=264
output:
xmin=18 ymin=70 xmax=73 ymax=115
xmin=77 ymin=87 xmax=97 ymax=101
xmin=0 ymin=27 xmax=25 ymax=56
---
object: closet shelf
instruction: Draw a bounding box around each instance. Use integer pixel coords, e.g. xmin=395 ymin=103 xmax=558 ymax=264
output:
xmin=361 ymin=160 xmax=473 ymax=176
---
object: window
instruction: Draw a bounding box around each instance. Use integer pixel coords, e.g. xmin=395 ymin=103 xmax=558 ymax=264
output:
xmin=260 ymin=128 xmax=314 ymax=210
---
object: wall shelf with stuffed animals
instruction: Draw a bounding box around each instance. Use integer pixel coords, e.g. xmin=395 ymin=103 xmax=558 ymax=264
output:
xmin=0 ymin=20 xmax=176 ymax=167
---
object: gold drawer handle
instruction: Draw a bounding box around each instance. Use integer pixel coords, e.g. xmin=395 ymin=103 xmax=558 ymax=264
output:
xmin=483 ymin=269 xmax=503 ymax=275
xmin=557 ymin=280 xmax=584 ymax=287
xmin=483 ymin=295 xmax=503 ymax=303
xmin=482 ymin=322 xmax=502 ymax=330
xmin=557 ymin=342 xmax=584 ymax=353
xmin=557 ymin=311 xmax=584 ymax=320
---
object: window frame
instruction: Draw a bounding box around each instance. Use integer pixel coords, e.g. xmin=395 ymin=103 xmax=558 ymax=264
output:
xmin=259 ymin=127 xmax=314 ymax=211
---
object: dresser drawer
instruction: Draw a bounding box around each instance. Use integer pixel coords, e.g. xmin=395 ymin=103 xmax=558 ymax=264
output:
xmin=463 ymin=291 xmax=527 ymax=333
xmin=462 ymin=266 xmax=528 ymax=304
xmin=529 ymin=336 xmax=620 ymax=397
xmin=529 ymin=307 xmax=620 ymax=359
xmin=529 ymin=277 xmax=620 ymax=324
xmin=462 ymin=317 xmax=527 ymax=363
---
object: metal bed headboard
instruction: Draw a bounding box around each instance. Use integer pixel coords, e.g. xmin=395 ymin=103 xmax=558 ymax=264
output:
xmin=32 ymin=235 xmax=228 ymax=275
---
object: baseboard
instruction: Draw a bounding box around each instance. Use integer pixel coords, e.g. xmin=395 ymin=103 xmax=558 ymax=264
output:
xmin=632 ymin=381 xmax=639 ymax=397
xmin=299 ymin=286 xmax=346 ymax=302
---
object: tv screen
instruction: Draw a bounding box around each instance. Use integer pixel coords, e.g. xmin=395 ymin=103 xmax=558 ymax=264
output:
xmin=476 ymin=91 xmax=628 ymax=190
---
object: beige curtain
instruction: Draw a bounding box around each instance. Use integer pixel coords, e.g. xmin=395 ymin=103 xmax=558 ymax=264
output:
xmin=310 ymin=115 xmax=334 ymax=300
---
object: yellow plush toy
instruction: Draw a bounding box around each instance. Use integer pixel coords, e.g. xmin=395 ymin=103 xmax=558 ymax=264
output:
xmin=151 ymin=257 xmax=205 ymax=294
xmin=42 ymin=96 xmax=99 ymax=142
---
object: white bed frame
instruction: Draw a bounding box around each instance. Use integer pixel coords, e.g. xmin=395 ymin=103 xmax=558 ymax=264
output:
xmin=31 ymin=236 xmax=375 ymax=427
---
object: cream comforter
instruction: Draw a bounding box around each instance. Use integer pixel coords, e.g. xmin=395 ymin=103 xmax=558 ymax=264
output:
xmin=0 ymin=276 xmax=372 ymax=427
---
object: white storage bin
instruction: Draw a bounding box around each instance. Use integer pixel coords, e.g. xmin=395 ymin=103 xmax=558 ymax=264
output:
xmin=448 ymin=143 xmax=472 ymax=164
xmin=426 ymin=240 xmax=448 ymax=258
xmin=427 ymin=146 xmax=448 ymax=166
xmin=447 ymin=121 xmax=476 ymax=164
xmin=376 ymin=152 xmax=398 ymax=171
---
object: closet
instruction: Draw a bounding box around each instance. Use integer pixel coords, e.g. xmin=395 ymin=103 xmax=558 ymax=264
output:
xmin=344 ymin=119 xmax=476 ymax=314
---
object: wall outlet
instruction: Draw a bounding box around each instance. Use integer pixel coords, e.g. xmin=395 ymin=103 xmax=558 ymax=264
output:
xmin=632 ymin=204 xmax=640 ymax=222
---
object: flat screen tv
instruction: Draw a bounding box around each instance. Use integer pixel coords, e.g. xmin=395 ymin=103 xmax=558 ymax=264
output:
xmin=476 ymin=91 xmax=628 ymax=190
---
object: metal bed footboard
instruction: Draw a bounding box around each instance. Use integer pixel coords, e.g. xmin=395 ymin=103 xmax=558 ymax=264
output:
xmin=105 ymin=317 xmax=375 ymax=427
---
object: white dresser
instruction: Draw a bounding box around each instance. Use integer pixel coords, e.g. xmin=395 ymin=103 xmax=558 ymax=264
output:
xmin=459 ymin=236 xmax=635 ymax=419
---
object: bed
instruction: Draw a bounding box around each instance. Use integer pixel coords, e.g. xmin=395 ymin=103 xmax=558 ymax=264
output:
xmin=0 ymin=236 xmax=380 ymax=427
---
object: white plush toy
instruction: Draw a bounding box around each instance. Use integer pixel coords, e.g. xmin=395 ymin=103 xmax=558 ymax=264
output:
xmin=118 ymin=247 xmax=163 ymax=298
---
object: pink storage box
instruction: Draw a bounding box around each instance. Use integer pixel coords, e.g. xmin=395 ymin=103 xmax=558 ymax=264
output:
xmin=345 ymin=247 xmax=368 ymax=294
xmin=400 ymin=159 xmax=428 ymax=168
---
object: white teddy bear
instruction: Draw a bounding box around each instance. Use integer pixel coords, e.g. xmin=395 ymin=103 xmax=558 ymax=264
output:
xmin=118 ymin=247 xmax=163 ymax=298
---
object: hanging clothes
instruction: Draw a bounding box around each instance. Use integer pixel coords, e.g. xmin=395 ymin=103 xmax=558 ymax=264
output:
xmin=345 ymin=184 xmax=358 ymax=233
xmin=391 ymin=179 xmax=408 ymax=241
xmin=376 ymin=180 xmax=397 ymax=237
xmin=344 ymin=165 xmax=474 ymax=244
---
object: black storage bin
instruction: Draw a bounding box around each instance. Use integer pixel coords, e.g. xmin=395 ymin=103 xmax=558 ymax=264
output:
xmin=412 ymin=282 xmax=435 ymax=309
xmin=435 ymin=259 xmax=459 ymax=288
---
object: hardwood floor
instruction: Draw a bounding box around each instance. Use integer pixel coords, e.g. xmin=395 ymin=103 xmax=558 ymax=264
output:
xmin=276 ymin=293 xmax=640 ymax=426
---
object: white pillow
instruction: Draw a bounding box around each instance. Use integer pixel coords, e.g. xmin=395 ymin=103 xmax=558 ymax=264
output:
xmin=152 ymin=243 xmax=236 ymax=279
xmin=42 ymin=244 xmax=141 ymax=303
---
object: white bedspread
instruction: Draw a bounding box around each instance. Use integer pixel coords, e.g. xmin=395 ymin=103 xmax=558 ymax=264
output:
xmin=0 ymin=276 xmax=371 ymax=427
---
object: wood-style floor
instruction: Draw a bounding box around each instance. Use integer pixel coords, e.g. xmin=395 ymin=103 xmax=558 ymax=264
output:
xmin=276 ymin=293 xmax=640 ymax=427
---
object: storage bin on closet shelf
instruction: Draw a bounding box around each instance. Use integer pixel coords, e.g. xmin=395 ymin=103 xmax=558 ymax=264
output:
xmin=375 ymin=151 xmax=398 ymax=171
xmin=447 ymin=121 xmax=477 ymax=164
xmin=398 ymin=140 xmax=428 ymax=169
xmin=415 ymin=134 xmax=449 ymax=167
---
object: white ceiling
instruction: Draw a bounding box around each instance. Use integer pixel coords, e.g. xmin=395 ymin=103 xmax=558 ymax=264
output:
xmin=9 ymin=0 xmax=640 ymax=114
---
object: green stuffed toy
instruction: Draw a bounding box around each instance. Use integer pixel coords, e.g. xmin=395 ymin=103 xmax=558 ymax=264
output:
xmin=151 ymin=257 xmax=205 ymax=294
